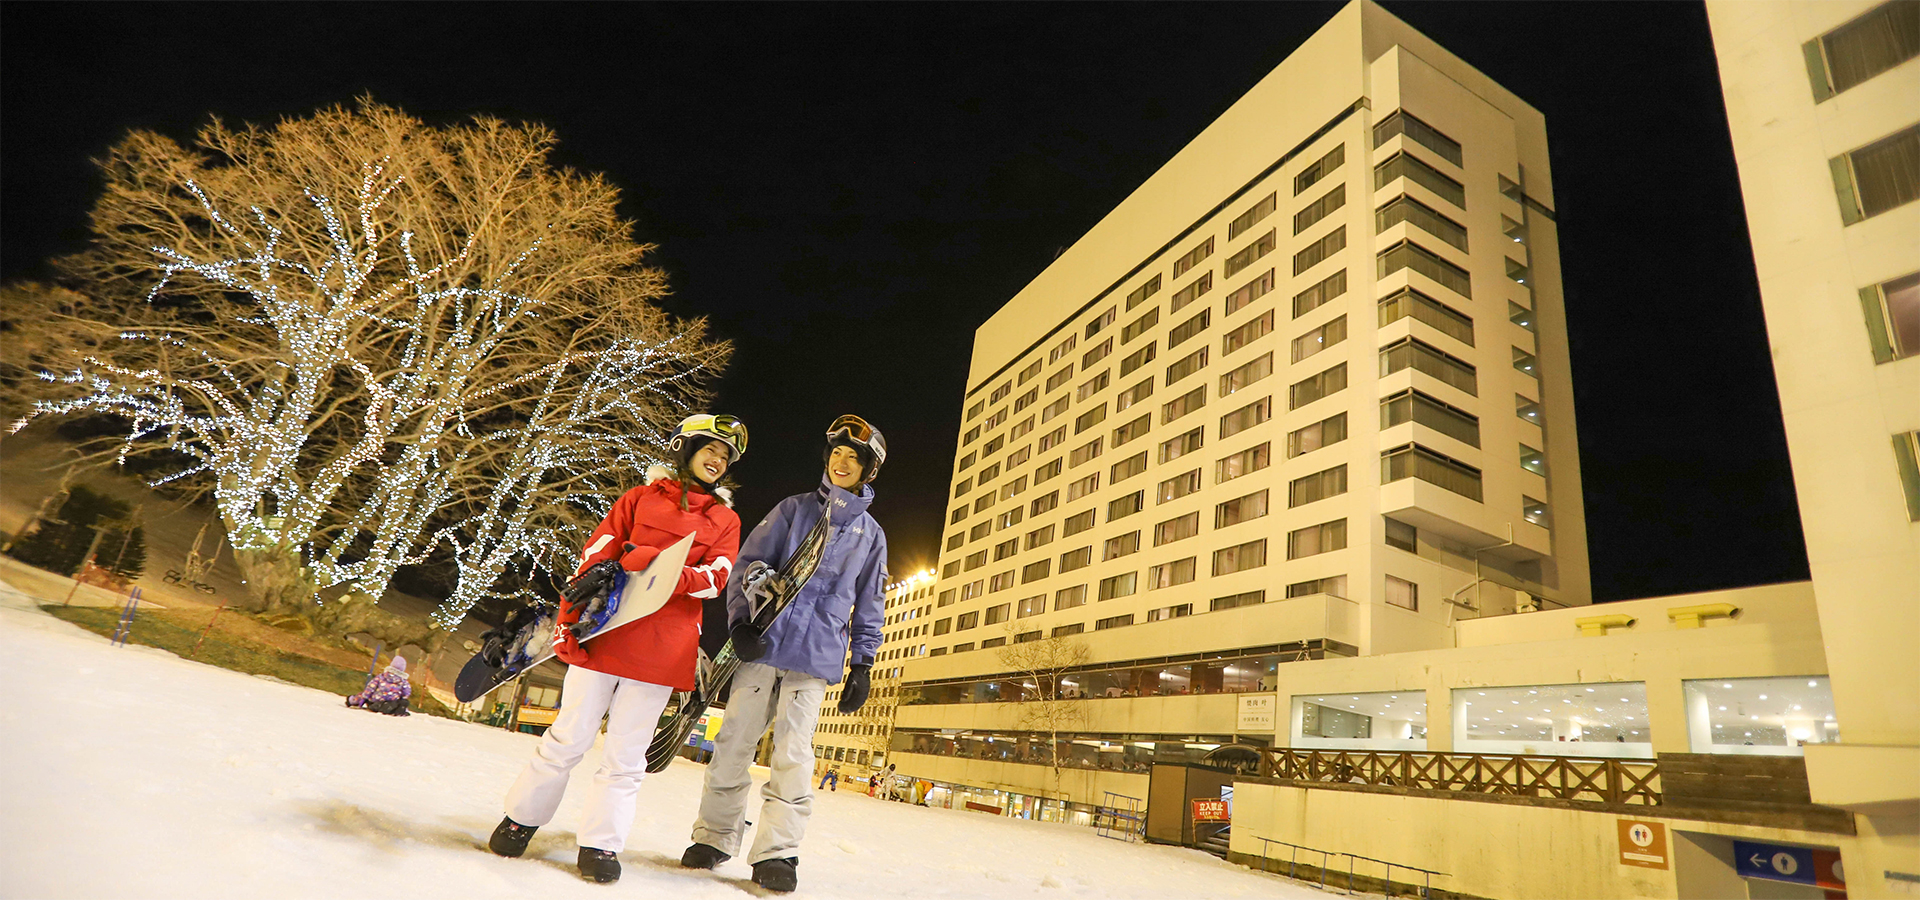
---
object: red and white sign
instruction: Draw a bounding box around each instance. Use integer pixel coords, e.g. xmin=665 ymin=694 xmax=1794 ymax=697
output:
xmin=1192 ymin=799 xmax=1230 ymax=822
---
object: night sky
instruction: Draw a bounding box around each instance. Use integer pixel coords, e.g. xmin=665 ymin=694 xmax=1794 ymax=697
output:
xmin=0 ymin=2 xmax=1809 ymax=602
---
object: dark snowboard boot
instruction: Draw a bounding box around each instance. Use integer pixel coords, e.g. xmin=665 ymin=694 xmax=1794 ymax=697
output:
xmin=578 ymin=847 xmax=621 ymax=883
xmin=680 ymin=842 xmax=731 ymax=869
xmin=488 ymin=816 xmax=537 ymax=858
xmin=751 ymin=857 xmax=799 ymax=893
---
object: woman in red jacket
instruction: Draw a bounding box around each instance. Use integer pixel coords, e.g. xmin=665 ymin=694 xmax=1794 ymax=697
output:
xmin=488 ymin=414 xmax=746 ymax=884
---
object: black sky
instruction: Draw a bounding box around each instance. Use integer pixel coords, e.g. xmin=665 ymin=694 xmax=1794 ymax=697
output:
xmin=0 ymin=2 xmax=1809 ymax=601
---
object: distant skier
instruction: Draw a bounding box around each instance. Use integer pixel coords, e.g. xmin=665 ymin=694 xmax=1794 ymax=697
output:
xmin=345 ymin=656 xmax=412 ymax=716
xmin=486 ymin=415 xmax=747 ymax=885
xmin=681 ymin=415 xmax=889 ymax=894
xmin=818 ymin=767 xmax=838 ymax=792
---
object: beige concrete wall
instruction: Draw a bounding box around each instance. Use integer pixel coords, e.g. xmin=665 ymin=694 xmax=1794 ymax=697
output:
xmin=888 ymin=750 xmax=1149 ymax=805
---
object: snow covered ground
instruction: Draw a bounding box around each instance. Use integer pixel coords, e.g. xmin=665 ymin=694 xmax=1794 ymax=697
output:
xmin=0 ymin=578 xmax=1341 ymax=900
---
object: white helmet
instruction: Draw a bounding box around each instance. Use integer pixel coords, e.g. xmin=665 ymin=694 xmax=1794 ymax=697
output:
xmin=669 ymin=413 xmax=748 ymax=463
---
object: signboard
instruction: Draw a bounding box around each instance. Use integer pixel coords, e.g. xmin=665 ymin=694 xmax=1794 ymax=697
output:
xmin=1732 ymin=840 xmax=1845 ymax=890
xmin=1237 ymin=693 xmax=1277 ymax=732
xmin=1192 ymin=799 xmax=1231 ymax=822
xmin=1616 ymin=819 xmax=1669 ymax=870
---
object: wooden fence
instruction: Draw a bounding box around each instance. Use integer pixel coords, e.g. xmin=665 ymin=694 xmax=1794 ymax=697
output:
xmin=1256 ymin=748 xmax=1661 ymax=806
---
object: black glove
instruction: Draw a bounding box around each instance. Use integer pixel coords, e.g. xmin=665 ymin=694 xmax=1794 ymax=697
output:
xmin=838 ymin=664 xmax=872 ymax=714
xmin=478 ymin=604 xmax=540 ymax=667
xmin=730 ymin=620 xmax=766 ymax=662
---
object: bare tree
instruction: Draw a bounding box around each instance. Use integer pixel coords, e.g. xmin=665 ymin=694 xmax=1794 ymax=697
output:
xmin=996 ymin=626 xmax=1092 ymax=797
xmin=10 ymin=100 xmax=727 ymax=628
xmin=852 ymin=669 xmax=907 ymax=766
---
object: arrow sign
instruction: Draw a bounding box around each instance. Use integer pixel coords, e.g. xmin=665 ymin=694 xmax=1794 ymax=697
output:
xmin=1732 ymin=841 xmax=1843 ymax=889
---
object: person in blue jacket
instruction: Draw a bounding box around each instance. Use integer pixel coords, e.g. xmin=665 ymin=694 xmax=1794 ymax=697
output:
xmin=680 ymin=414 xmax=888 ymax=894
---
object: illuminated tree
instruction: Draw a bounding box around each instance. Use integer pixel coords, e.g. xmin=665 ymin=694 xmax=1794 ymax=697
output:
xmin=13 ymin=100 xmax=728 ymax=627
xmin=996 ymin=627 xmax=1092 ymax=795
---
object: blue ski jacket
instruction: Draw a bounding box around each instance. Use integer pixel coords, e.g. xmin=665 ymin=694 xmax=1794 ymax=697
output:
xmin=727 ymin=476 xmax=887 ymax=685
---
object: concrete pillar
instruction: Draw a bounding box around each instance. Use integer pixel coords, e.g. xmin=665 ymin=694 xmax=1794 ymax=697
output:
xmin=1647 ymin=675 xmax=1692 ymax=754
xmin=1686 ymin=688 xmax=1714 ymax=752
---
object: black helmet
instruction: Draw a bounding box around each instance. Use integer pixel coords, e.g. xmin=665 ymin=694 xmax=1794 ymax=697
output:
xmin=823 ymin=414 xmax=886 ymax=484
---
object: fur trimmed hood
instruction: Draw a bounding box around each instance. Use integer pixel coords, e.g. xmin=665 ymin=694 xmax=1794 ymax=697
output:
xmin=646 ymin=464 xmax=733 ymax=506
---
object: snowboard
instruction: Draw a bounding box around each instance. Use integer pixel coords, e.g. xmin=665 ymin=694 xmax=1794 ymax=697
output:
xmin=453 ymin=533 xmax=697 ymax=703
xmin=643 ymin=496 xmax=835 ymax=773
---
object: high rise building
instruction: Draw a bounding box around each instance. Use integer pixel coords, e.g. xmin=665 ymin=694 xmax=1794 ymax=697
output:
xmin=1707 ymin=2 xmax=1920 ymax=894
xmin=907 ymin=0 xmax=1588 ymax=683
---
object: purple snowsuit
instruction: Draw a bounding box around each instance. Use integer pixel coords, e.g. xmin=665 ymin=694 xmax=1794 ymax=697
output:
xmin=348 ymin=666 xmax=412 ymax=714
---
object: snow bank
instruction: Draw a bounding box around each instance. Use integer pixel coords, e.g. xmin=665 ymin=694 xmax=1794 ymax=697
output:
xmin=0 ymin=579 xmax=1331 ymax=899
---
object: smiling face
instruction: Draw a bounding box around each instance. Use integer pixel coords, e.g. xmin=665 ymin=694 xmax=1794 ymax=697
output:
xmin=689 ymin=440 xmax=730 ymax=484
xmin=826 ymin=444 xmax=865 ymax=489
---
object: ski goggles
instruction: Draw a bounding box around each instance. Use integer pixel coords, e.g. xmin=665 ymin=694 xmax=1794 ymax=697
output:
xmin=825 ymin=414 xmax=887 ymax=465
xmin=678 ymin=413 xmax=749 ymax=460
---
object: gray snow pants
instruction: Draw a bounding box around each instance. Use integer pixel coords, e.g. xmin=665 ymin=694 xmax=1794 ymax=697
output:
xmin=690 ymin=662 xmax=829 ymax=864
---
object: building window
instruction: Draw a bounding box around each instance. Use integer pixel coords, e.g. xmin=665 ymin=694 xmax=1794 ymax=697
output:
xmin=1039 ymin=424 xmax=1068 ymax=452
xmin=1897 ymin=431 xmax=1920 ymax=521
xmin=989 ymin=570 xmax=1016 ymax=592
xmin=1045 ymin=365 xmax=1074 ymax=394
xmin=1051 ymin=623 xmax=1085 ymax=638
xmin=1382 ymin=287 xmax=1475 ymax=346
xmin=1288 ymin=465 xmax=1348 ymax=508
xmin=1025 ymin=524 xmax=1056 ymax=551
xmin=1158 ymin=468 xmax=1202 ymax=503
xmin=952 ymin=642 xmax=976 ymax=653
xmin=1225 ymin=269 xmax=1276 ymax=316
xmin=967 ymin=400 xmax=985 ymax=421
xmin=1097 ymin=572 xmax=1138 ymax=601
xmin=1066 ymin=471 xmax=1100 ymax=501
xmin=1294 ymin=268 xmax=1347 ymax=319
xmin=1230 ymin=192 xmax=1279 ymax=239
xmin=1287 ymin=520 xmax=1346 ymax=559
xmin=963 ymin=426 xmax=981 ymax=446
xmin=1377 ymin=194 xmax=1468 ymax=252
xmin=997 ymin=507 xmax=1024 ymax=531
xmin=933 ymin=617 xmax=952 ymax=636
xmin=1513 ymin=347 xmax=1538 ymax=378
xmin=1014 ymin=388 xmax=1038 ymax=413
xmin=1035 ymin=457 xmax=1062 ymax=484
xmin=1123 ymin=307 xmax=1160 ymax=344
xmin=1860 ymin=271 xmax=1920 ymax=362
xmin=1107 ymin=490 xmax=1146 ymax=521
xmin=1216 ymin=441 xmax=1272 ymax=483
xmin=1289 ymin=362 xmax=1348 ymax=409
xmin=1803 ymin=1 xmax=1920 ymax=101
xmin=1170 ymin=273 xmax=1214 ymax=314
xmin=1011 ymin=415 xmax=1035 ymax=440
xmin=999 ymin=475 xmax=1028 ymax=501
xmin=1294 ymin=225 xmax=1348 ymax=276
xmin=1016 ymin=594 xmax=1047 ymax=618
xmin=1455 ymin=683 xmax=1650 ymax=758
xmin=1517 ymin=394 xmax=1543 ymax=426
xmin=1110 ymin=451 xmax=1148 ymax=483
xmin=1385 ymin=517 xmax=1418 ymax=552
xmin=1293 ymin=691 xmax=1429 ymax=751
xmin=1381 ymin=336 xmax=1478 ymax=396
xmin=1518 ymin=443 xmax=1546 ymax=477
xmin=1374 ymin=152 xmax=1466 ymax=209
xmin=951 ymin=505 xmax=967 ymax=525
xmin=1086 ymin=307 xmax=1117 ymax=339
xmin=1379 ymin=239 xmax=1471 ymax=298
xmin=1213 ymin=538 xmax=1269 ymax=575
xmin=1287 ymin=575 xmax=1348 ymax=599
xmin=958 ymin=452 xmax=977 ymax=472
xmin=1383 ymin=443 xmax=1485 ymax=501
xmin=1226 ymin=229 xmax=1278 ymax=278
xmin=1294 ymin=143 xmax=1345 ymax=195
xmin=1684 ymin=676 xmax=1839 ymax=756
xmin=1018 ymin=359 xmax=1043 ymax=386
xmin=1385 ymin=575 xmax=1418 ymax=611
xmin=1162 ymin=385 xmax=1207 ymax=425
xmin=954 ymin=477 xmax=973 ymax=499
xmin=1146 ymin=603 xmax=1194 ymax=622
xmin=1059 ymin=546 xmax=1093 ymax=573
xmin=1830 ymin=123 xmax=1920 ymax=224
xmin=1291 ymin=315 xmax=1348 ymax=363
xmin=943 ymin=561 xmax=960 ymax=578
xmin=1169 ymin=308 xmax=1212 ymax=347
xmin=1095 ymin=614 xmax=1135 ymax=631
xmin=1120 ymin=341 xmax=1158 ymax=377
xmin=1166 ymin=348 xmax=1209 ymax=386
xmin=1159 ymin=427 xmax=1204 ymax=464
xmin=1173 ymin=236 xmax=1214 ymax=278
xmin=1048 ymin=334 xmax=1078 ymax=365
xmin=1041 ymin=396 xmax=1070 ymax=424
xmin=1219 ymin=396 xmax=1272 ymax=439
xmin=1210 ymin=590 xmax=1265 ymax=612
xmin=994 ymin=539 xmax=1017 ymax=562
xmin=1126 ymin=274 xmax=1164 ymax=311
xmin=1381 ymin=388 xmax=1481 ymax=447
xmin=946 ymin=532 xmax=964 ymax=551
xmin=991 ymin=382 xmax=1012 ymax=404
xmin=1063 ymin=509 xmax=1096 ymax=536
xmin=982 ymin=435 xmax=1005 ymax=457
xmin=1155 ymin=511 xmax=1201 ymax=545
xmin=956 ymin=611 xmax=980 ymax=631
xmin=1293 ymin=185 xmax=1347 ymax=237
xmin=1030 ymin=490 xmax=1060 ymax=517
xmin=1055 ymin=584 xmax=1088 ymax=610
xmin=1069 ymin=441 xmax=1104 ymax=472
xmin=1214 ymin=489 xmax=1270 ymax=528
xmin=1082 ymin=337 xmax=1114 ymax=369
xmin=1373 ymin=110 xmax=1463 ymax=166
xmin=984 ymin=603 xmax=1012 ymax=625
xmin=1075 ymin=404 xmax=1108 ymax=435
xmin=965 ymin=549 xmax=988 ymax=569
xmin=1112 ymin=415 xmax=1152 ymax=448
xmin=1288 ymin=413 xmax=1347 ymax=458
xmin=973 ymin=493 xmax=994 ymax=514
xmin=1222 ymin=310 xmax=1275 ymax=355
xmin=1102 ymin=531 xmax=1141 ymax=560
xmin=1523 ymin=495 xmax=1551 ymax=528
xmin=1219 ymin=352 xmax=1274 ymax=398
xmin=1147 ymin=559 xmax=1197 ymax=591
xmin=1077 ymin=369 xmax=1111 ymax=402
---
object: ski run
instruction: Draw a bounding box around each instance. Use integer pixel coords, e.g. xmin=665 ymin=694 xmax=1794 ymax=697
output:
xmin=0 ymin=578 xmax=1341 ymax=900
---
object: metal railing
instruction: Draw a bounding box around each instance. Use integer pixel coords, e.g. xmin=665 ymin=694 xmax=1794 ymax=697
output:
xmin=1250 ymin=835 xmax=1447 ymax=898
xmin=1257 ymin=747 xmax=1661 ymax=806
xmin=1093 ymin=791 xmax=1144 ymax=842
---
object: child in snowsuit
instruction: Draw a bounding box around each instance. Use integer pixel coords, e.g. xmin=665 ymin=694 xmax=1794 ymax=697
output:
xmin=487 ymin=415 xmax=747 ymax=885
xmin=681 ymin=415 xmax=889 ymax=894
xmin=346 ymin=657 xmax=412 ymax=715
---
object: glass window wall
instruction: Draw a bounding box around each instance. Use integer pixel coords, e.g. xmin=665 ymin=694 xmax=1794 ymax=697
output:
xmin=1683 ymin=676 xmax=1838 ymax=756
xmin=1290 ymin=691 xmax=1427 ymax=751
xmin=1452 ymin=683 xmax=1652 ymax=759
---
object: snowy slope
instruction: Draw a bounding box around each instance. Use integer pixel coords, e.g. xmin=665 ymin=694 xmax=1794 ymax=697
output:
xmin=0 ymin=579 xmax=1334 ymax=900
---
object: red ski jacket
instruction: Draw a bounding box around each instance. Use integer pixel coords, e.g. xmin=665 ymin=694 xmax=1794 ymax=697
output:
xmin=554 ymin=467 xmax=741 ymax=690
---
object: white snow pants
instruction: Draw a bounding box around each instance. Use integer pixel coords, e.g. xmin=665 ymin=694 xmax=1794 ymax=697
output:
xmin=503 ymin=664 xmax=673 ymax=852
xmin=690 ymin=662 xmax=829 ymax=864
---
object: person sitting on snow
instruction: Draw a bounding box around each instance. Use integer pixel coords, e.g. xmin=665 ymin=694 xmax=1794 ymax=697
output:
xmin=486 ymin=414 xmax=747 ymax=885
xmin=346 ymin=657 xmax=413 ymax=716
xmin=680 ymin=414 xmax=889 ymax=894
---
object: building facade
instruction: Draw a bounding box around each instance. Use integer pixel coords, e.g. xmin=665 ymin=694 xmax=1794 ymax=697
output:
xmin=1707 ymin=1 xmax=1920 ymax=895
